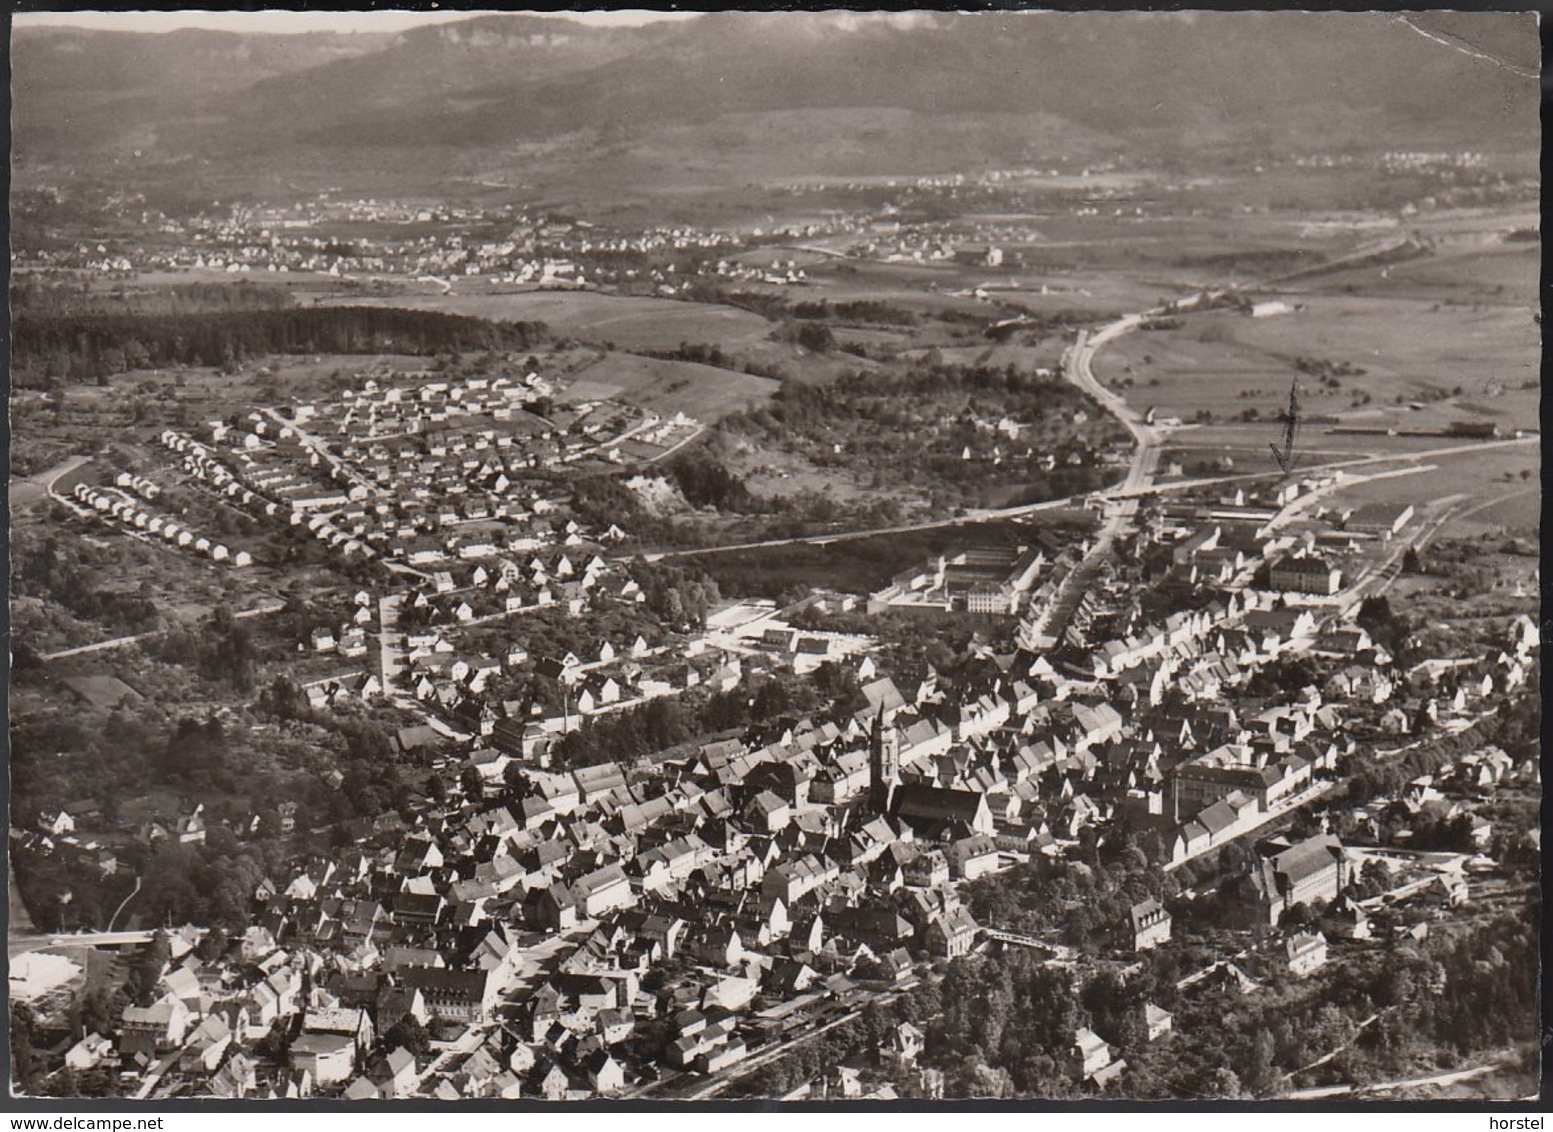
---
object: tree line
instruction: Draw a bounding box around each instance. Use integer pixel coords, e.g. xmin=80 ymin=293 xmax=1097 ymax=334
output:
xmin=12 ymin=306 xmax=547 ymax=386
xmin=12 ymin=278 xmax=295 ymax=317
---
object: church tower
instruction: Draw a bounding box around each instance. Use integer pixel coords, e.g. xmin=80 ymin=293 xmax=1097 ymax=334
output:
xmin=869 ymin=707 xmax=899 ymax=814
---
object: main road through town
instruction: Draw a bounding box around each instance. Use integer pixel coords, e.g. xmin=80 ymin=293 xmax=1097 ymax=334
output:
xmin=1017 ymin=312 xmax=1166 ymax=645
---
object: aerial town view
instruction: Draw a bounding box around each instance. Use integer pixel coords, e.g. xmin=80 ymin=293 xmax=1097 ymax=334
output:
xmin=5 ymin=9 xmax=1542 ymax=1106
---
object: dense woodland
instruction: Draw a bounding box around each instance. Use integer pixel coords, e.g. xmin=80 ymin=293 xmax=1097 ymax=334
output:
xmin=11 ymin=306 xmax=546 ymax=387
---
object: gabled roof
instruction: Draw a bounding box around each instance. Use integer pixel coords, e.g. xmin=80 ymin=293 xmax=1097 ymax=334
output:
xmin=1269 ymin=834 xmax=1345 ymax=888
xmin=1129 ymin=898 xmax=1168 ymax=933
xmin=747 ymin=790 xmax=790 ymax=817
xmin=893 ymin=783 xmax=987 ymax=824
xmin=290 ymin=1032 xmax=354 ymax=1056
xmin=400 ymin=966 xmax=491 ymax=1001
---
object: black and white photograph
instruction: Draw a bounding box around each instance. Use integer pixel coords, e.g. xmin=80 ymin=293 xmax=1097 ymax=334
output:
xmin=5 ymin=6 xmax=1543 ymax=1106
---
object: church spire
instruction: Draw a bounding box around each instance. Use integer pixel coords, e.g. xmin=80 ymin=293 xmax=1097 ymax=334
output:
xmin=869 ymin=706 xmax=897 ymax=814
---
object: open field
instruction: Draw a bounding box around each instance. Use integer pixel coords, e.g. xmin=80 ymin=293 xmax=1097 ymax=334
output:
xmin=806 ymin=256 xmax=1180 ymax=315
xmin=566 ymin=350 xmax=779 ymax=421
xmin=1162 ymin=424 xmax=1536 ymax=560
xmin=898 ymin=341 xmax=1069 ymax=371
xmin=1096 ymin=289 xmax=1537 ymax=431
xmin=1167 ymin=419 xmax=1535 ymax=459
xmin=326 ymin=290 xmax=779 ymax=352
xmin=314 ymin=287 xmax=899 ymax=386
xmin=1290 ymin=242 xmax=1538 ymax=304
xmin=1447 ymin=486 xmax=1540 ymax=533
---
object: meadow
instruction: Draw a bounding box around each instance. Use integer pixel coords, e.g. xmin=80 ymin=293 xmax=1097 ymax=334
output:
xmin=1095 ymin=245 xmax=1538 ymax=432
xmin=563 ymin=349 xmax=780 ymax=421
xmin=334 ymin=290 xmax=777 ymax=352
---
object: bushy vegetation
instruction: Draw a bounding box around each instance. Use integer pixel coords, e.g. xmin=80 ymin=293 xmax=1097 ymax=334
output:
xmin=721 ymin=362 xmax=1127 ymax=510
xmin=688 ymin=519 xmax=1063 ymax=602
xmin=10 ymin=534 xmax=163 ymax=638
xmin=965 ymin=832 xmax=1178 ymax=952
xmin=548 ymin=663 xmax=856 ymax=770
xmin=790 ymin=298 xmax=919 ymax=326
xmin=640 ymin=340 xmax=788 ymax=381
xmin=667 ymin=449 xmax=760 ymax=512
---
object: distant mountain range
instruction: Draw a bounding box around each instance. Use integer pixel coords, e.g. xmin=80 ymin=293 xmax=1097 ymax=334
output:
xmin=12 ymin=11 xmax=1539 ymax=200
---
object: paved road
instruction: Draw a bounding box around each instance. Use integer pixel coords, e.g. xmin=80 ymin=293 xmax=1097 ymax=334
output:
xmin=378 ymin=592 xmax=407 ymax=692
xmin=106 ymin=875 xmax=143 ymax=933
xmin=8 ymin=927 xmax=202 ymax=961
xmin=644 ymin=310 xmax=1171 ymax=594
xmin=9 ymin=453 xmax=94 ymax=508
xmin=648 ymin=290 xmax=1527 ymax=571
xmin=1163 ymin=781 xmax=1336 ymax=873
xmin=134 ymin=1050 xmax=182 ymax=1100
xmin=642 ymin=423 xmax=707 ymax=466
xmin=262 ymin=407 xmax=378 ymax=496
xmin=408 ymin=926 xmax=585 ymax=1095
xmin=1020 ymin=314 xmax=1165 ymax=645
xmin=1278 ymin=1011 xmax=1388 ymax=1085
xmin=410 ymin=1020 xmax=501 ymax=1094
xmin=637 ymin=493 xmax=1079 ymax=564
xmin=665 ymin=980 xmax=921 ymax=1101
xmin=1435 ymin=481 xmax=1539 ymax=531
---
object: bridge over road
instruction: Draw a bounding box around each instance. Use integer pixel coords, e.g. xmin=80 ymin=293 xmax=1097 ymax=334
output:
xmin=981 ymin=929 xmax=1076 ymax=960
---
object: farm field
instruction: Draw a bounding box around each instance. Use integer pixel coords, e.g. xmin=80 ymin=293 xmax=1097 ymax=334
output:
xmin=328 ymin=290 xmax=778 ymax=352
xmin=896 ymin=341 xmax=1069 ymax=371
xmin=1096 ymin=295 xmax=1538 ymax=429
xmin=1162 ymin=426 xmax=1452 ymax=467
xmin=563 ymin=350 xmax=780 ymax=421
xmin=1291 ymin=242 xmax=1538 ymax=304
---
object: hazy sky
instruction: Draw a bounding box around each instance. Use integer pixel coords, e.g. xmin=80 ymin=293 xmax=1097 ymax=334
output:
xmin=11 ymin=9 xmax=699 ymax=34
